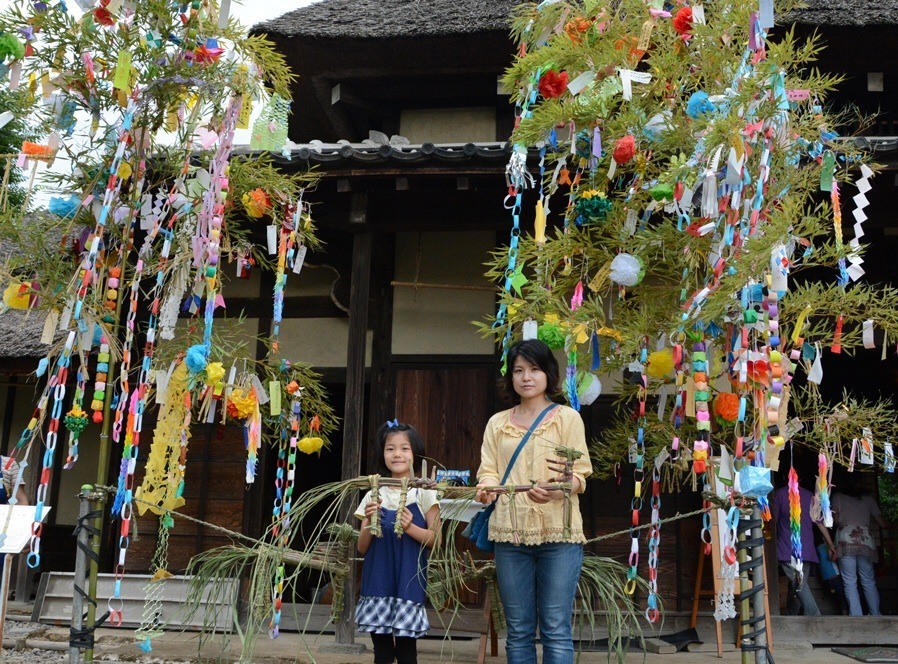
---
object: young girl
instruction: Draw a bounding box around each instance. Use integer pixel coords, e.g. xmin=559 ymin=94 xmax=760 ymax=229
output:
xmin=355 ymin=421 xmax=440 ymax=664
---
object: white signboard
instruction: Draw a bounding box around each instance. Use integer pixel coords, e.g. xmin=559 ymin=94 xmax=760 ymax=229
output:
xmin=0 ymin=506 xmax=51 ymax=555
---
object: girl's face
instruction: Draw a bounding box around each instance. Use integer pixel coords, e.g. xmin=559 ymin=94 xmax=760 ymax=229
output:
xmin=383 ymin=431 xmax=415 ymax=479
xmin=511 ymin=355 xmax=548 ymax=399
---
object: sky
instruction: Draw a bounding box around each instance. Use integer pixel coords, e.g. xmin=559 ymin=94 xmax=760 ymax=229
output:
xmin=0 ymin=0 xmax=321 ymax=25
xmin=0 ymin=0 xmax=323 ymax=199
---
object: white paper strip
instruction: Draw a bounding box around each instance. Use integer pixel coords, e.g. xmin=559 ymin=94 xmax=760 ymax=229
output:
xmin=266 ymin=225 xmax=277 ymax=255
xmin=863 ymin=319 xmax=875 ymax=349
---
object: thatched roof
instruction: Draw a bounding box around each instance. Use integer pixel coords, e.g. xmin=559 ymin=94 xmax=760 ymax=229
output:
xmin=254 ymin=0 xmax=522 ymax=39
xmin=256 ymin=0 xmax=898 ymax=39
xmin=788 ymin=0 xmax=898 ymax=26
xmin=789 ymin=0 xmax=898 ymax=26
xmin=0 ymin=309 xmax=50 ymax=359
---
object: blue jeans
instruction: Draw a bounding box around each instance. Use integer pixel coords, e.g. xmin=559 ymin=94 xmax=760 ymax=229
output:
xmin=780 ymin=563 xmax=821 ymax=616
xmin=840 ymin=555 xmax=881 ymax=616
xmin=494 ymin=542 xmax=583 ymax=664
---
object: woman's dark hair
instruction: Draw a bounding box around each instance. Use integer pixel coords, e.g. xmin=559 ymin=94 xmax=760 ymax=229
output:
xmin=503 ymin=339 xmax=561 ymax=401
xmin=374 ymin=421 xmax=426 ymax=475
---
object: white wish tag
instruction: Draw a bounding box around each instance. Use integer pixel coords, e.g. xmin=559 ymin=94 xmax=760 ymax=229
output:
xmin=266 ymin=225 xmax=277 ymax=255
xmin=567 ymin=71 xmax=595 ymax=96
xmin=522 ymin=319 xmax=538 ymax=340
xmin=863 ymin=319 xmax=875 ymax=349
xmin=292 ymin=244 xmax=308 ymax=275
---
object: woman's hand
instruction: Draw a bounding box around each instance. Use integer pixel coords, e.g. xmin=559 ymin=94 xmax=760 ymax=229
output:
xmin=828 ymin=544 xmax=839 ymax=561
xmin=527 ymin=484 xmax=553 ymax=504
xmin=475 ymin=483 xmax=498 ymax=505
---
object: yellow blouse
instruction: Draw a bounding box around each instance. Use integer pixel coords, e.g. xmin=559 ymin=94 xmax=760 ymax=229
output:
xmin=476 ymin=405 xmax=592 ymax=545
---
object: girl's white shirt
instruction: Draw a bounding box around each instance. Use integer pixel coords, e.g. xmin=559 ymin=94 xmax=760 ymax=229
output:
xmin=354 ymin=486 xmax=439 ymax=520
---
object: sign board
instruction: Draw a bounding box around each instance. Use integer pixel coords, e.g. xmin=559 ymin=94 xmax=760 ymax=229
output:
xmin=0 ymin=505 xmax=51 ymax=555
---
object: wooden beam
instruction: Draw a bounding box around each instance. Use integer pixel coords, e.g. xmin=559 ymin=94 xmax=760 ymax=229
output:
xmin=366 ymin=233 xmax=395 ymax=476
xmin=336 ymin=197 xmax=373 ymax=646
xmin=211 ymin=295 xmax=346 ymax=319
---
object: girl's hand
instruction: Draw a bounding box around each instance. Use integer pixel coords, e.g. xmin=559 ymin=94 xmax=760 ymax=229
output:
xmin=828 ymin=544 xmax=838 ymax=560
xmin=475 ymin=483 xmax=498 ymax=505
xmin=364 ymin=501 xmax=381 ymax=519
xmin=399 ymin=507 xmax=414 ymax=531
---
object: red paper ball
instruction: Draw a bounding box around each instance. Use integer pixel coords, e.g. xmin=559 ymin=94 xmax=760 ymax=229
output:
xmin=613 ymin=135 xmax=636 ymax=164
xmin=673 ymin=6 xmax=693 ymax=36
xmin=538 ymin=70 xmax=569 ymax=99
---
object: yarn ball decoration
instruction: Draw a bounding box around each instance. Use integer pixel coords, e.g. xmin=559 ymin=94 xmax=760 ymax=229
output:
xmin=538 ymin=69 xmax=569 ymax=99
xmin=612 ymin=135 xmax=636 ymax=164
xmin=298 ymin=436 xmax=325 ymax=454
xmin=686 ymin=91 xmax=715 ymax=119
xmin=0 ymin=34 xmax=25 ymax=61
xmin=672 ymin=6 xmax=693 ymax=37
xmin=537 ymin=322 xmax=566 ymax=349
xmin=242 ymin=188 xmax=271 ymax=218
xmin=185 ymin=344 xmax=208 ymax=374
xmin=646 ymin=348 xmax=675 ymax=378
xmin=713 ymin=391 xmax=740 ymax=423
xmin=576 ymin=372 xmax=602 ymax=405
xmin=574 ymin=190 xmax=613 ymax=223
xmin=64 ymin=404 xmax=90 ymax=436
xmin=609 ymin=253 xmax=645 ymax=287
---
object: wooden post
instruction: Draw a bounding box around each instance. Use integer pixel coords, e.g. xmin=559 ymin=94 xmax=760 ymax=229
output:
xmin=335 ymin=194 xmax=371 ymax=646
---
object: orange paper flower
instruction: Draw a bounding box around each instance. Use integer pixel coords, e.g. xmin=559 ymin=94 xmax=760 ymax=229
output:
xmin=242 ymin=188 xmax=271 ymax=218
xmin=713 ymin=392 xmax=740 ymax=423
xmin=21 ymin=141 xmax=55 ymax=160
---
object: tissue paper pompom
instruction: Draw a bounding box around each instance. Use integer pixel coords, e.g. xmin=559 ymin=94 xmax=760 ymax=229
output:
xmin=646 ymin=349 xmax=675 ymax=378
xmin=205 ymin=361 xmax=225 ymax=387
xmin=576 ymin=372 xmax=602 ymax=405
xmin=185 ymin=344 xmax=208 ymax=374
xmin=612 ymin=135 xmax=636 ymax=164
xmin=227 ymin=388 xmax=256 ymax=419
xmin=49 ymin=195 xmax=80 ymax=219
xmin=686 ymin=91 xmax=715 ymax=119
xmin=242 ymin=188 xmax=271 ymax=218
xmin=298 ymin=436 xmax=325 ymax=454
xmin=649 ymin=183 xmax=674 ymax=202
xmin=714 ymin=392 xmax=740 ymax=422
xmin=0 ymin=34 xmax=25 ymax=61
xmin=2 ymin=282 xmax=30 ymax=310
xmin=609 ymin=253 xmax=645 ymax=287
xmin=672 ymin=6 xmax=693 ymax=36
xmin=538 ymin=69 xmax=569 ymax=99
xmin=537 ymin=323 xmax=566 ymax=349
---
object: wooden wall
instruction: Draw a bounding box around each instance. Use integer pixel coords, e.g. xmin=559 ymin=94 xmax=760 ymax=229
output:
xmin=128 ymin=422 xmax=248 ymax=572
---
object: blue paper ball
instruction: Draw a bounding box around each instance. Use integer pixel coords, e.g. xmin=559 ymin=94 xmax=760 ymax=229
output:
xmin=48 ymin=195 xmax=80 ymax=219
xmin=686 ymin=91 xmax=715 ymax=119
xmin=185 ymin=344 xmax=208 ymax=374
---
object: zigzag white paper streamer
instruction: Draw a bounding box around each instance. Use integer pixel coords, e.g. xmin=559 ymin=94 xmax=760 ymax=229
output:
xmin=847 ymin=163 xmax=874 ymax=282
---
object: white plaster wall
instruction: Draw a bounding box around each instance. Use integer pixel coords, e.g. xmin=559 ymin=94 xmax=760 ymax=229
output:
xmin=392 ymin=231 xmax=496 ymax=356
xmin=276 ymin=317 xmax=372 ymax=368
xmin=399 ymin=108 xmax=497 ymax=144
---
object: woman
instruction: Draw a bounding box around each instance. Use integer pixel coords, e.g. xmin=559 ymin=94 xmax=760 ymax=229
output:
xmin=831 ymin=475 xmax=886 ymax=616
xmin=475 ymin=339 xmax=592 ymax=664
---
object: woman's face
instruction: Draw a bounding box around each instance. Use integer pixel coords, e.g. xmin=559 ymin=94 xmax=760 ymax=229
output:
xmin=383 ymin=431 xmax=415 ymax=478
xmin=511 ymin=355 xmax=548 ymax=399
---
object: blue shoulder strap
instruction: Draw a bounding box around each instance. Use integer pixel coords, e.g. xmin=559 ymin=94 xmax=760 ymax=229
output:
xmin=500 ymin=403 xmax=558 ymax=485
